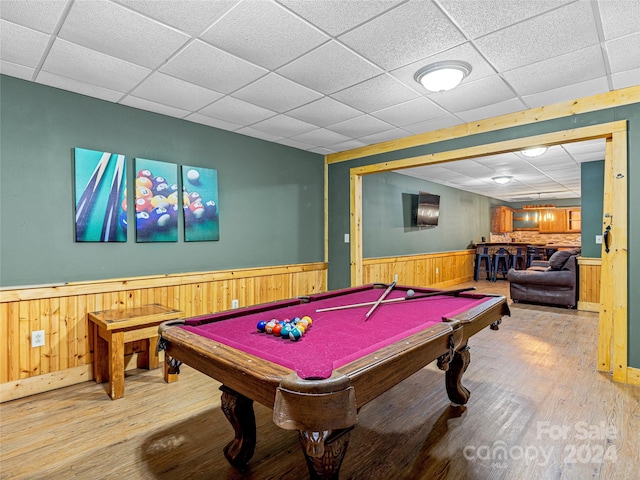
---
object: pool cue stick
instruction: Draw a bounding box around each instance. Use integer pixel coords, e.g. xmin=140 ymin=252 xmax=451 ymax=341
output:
xmin=75 ymin=152 xmax=111 ymax=239
xmin=316 ymin=286 xmax=477 ymax=313
xmin=365 ymin=281 xmax=396 ymax=320
xmin=100 ymin=154 xmax=125 ymax=242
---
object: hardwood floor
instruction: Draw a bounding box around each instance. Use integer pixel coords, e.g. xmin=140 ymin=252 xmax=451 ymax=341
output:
xmin=1 ymin=281 xmax=638 ymax=479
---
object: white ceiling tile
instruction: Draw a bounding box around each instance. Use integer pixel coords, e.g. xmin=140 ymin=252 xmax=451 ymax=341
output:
xmin=438 ymin=0 xmax=571 ymax=38
xmin=597 ymin=0 xmax=640 ymax=40
xmin=504 ymin=45 xmax=606 ymax=97
xmin=200 ymin=0 xmax=329 ymax=70
xmin=309 ymin=146 xmax=336 ymax=154
xmin=249 ymin=114 xmax=317 ymax=138
xmin=430 ymin=75 xmax=516 ymax=112
xmin=232 ymin=73 xmax=322 ymax=113
xmin=130 ymin=72 xmax=223 ymax=111
xmin=277 ymin=41 xmax=383 ymax=95
xmin=278 ymin=0 xmax=403 ymax=36
xmin=370 ymin=97 xmax=447 ymax=127
xmin=276 ymin=137 xmax=319 ymax=150
xmin=235 ymin=126 xmax=284 ymax=143
xmin=114 ymin=0 xmax=235 ymax=35
xmin=611 ymin=67 xmax=640 ymax=89
xmin=475 ymin=1 xmax=599 ymax=71
xmin=606 ymin=33 xmax=640 ymax=74
xmin=0 ymin=60 xmax=34 ymax=80
xmin=339 ymin=0 xmax=466 ymax=70
xmin=456 ymin=98 xmax=527 ymax=123
xmin=58 ymin=1 xmax=189 ymax=69
xmin=36 ymin=70 xmax=124 ymax=102
xmin=119 ymin=95 xmax=190 ymax=119
xmin=390 ymin=42 xmax=498 ymax=92
xmin=0 ymin=0 xmax=68 ymax=34
xmin=160 ymin=40 xmax=267 ymax=94
xmin=184 ymin=113 xmax=243 ymax=132
xmin=286 ymin=97 xmax=362 ymax=127
xmin=330 ymin=74 xmax=419 ymax=113
xmin=41 ymin=38 xmax=150 ymax=92
xmin=325 ymin=138 xmax=367 ymax=151
xmin=358 ymin=128 xmax=411 ymax=144
xmin=288 ymin=128 xmax=351 ymax=147
xmin=199 ymin=96 xmax=276 ymax=126
xmin=0 ymin=20 xmax=50 ymax=68
xmin=521 ymin=77 xmax=610 ymax=108
xmin=402 ymin=115 xmax=463 ymax=135
xmin=326 ymin=115 xmax=394 ymax=138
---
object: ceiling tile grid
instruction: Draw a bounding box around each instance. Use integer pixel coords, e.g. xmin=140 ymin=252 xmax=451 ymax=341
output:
xmin=1 ymin=0 xmax=638 ymax=200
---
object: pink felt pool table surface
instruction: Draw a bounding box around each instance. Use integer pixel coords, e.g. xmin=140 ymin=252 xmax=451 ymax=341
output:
xmin=158 ymin=284 xmax=510 ymax=479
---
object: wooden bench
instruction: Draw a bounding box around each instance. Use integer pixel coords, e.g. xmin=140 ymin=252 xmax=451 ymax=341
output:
xmin=89 ymin=304 xmax=183 ymax=399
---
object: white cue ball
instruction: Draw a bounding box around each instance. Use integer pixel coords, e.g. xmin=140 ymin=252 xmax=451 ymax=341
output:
xmin=187 ymin=169 xmax=200 ymax=184
xmin=407 ymin=289 xmax=415 ymax=297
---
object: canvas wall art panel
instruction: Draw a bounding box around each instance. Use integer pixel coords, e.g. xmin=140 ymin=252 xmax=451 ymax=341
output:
xmin=134 ymin=158 xmax=179 ymax=242
xmin=74 ymin=147 xmax=126 ymax=242
xmin=182 ymin=166 xmax=219 ymax=242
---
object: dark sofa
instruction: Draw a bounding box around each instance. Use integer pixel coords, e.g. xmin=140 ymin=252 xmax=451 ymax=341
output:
xmin=507 ymin=250 xmax=580 ymax=308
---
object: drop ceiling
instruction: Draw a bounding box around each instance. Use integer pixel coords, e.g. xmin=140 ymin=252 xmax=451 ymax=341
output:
xmin=1 ymin=0 xmax=638 ymax=200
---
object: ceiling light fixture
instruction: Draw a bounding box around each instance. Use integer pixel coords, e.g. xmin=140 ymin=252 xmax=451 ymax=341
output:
xmin=520 ymin=146 xmax=548 ymax=157
xmin=414 ymin=61 xmax=472 ymax=92
xmin=492 ymin=176 xmax=513 ymax=185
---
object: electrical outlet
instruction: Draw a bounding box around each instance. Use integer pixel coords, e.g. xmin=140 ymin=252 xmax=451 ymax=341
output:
xmin=595 ymin=235 xmax=603 ymax=244
xmin=32 ymin=330 xmax=45 ymax=348
xmin=231 ymin=299 xmax=239 ymax=309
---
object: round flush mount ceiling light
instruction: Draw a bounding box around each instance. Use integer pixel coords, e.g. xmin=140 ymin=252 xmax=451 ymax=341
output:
xmin=414 ymin=61 xmax=472 ymax=92
xmin=492 ymin=176 xmax=513 ymax=185
xmin=520 ymin=146 xmax=548 ymax=158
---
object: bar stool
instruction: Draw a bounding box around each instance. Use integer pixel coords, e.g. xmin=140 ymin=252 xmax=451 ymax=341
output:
xmin=492 ymin=247 xmax=510 ymax=281
xmin=511 ymin=247 xmax=526 ymax=270
xmin=474 ymin=247 xmax=492 ymax=281
xmin=527 ymin=246 xmax=545 ymax=267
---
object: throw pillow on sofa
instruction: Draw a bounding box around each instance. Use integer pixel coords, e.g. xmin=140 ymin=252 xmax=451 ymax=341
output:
xmin=548 ymin=250 xmax=573 ymax=270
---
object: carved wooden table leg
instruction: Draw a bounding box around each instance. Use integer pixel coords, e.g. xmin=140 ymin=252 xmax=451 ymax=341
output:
xmin=219 ymin=386 xmax=256 ymax=471
xmin=298 ymin=427 xmax=353 ymax=480
xmin=445 ymin=343 xmax=471 ymax=406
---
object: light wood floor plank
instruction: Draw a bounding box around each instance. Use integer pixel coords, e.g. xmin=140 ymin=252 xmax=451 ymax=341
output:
xmin=1 ymin=281 xmax=638 ymax=479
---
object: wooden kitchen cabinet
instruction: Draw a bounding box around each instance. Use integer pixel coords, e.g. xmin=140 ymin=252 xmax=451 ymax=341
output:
xmin=491 ymin=206 xmax=513 ymax=233
xmin=538 ymin=208 xmax=567 ymax=233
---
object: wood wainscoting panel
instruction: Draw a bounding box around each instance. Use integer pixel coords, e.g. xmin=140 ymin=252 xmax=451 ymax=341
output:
xmin=578 ymin=257 xmax=601 ymax=312
xmin=362 ymin=250 xmax=475 ymax=288
xmin=0 ymin=262 xmax=326 ymax=401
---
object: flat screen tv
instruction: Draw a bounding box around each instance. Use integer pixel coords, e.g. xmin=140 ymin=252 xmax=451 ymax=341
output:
xmin=417 ymin=191 xmax=440 ymax=227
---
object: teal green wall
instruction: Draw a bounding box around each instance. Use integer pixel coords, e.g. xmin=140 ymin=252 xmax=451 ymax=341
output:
xmin=0 ymin=76 xmax=324 ymax=286
xmin=327 ymin=103 xmax=640 ymax=368
xmin=363 ymin=172 xmax=490 ymax=257
xmin=581 ymin=161 xmax=605 ymax=258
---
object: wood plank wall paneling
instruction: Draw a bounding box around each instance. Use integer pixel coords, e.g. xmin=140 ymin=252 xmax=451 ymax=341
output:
xmin=362 ymin=250 xmax=476 ymax=288
xmin=0 ymin=263 xmax=327 ymax=401
xmin=578 ymin=257 xmax=602 ymax=312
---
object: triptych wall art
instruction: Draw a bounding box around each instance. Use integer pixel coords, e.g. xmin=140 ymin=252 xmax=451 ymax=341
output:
xmin=73 ymin=148 xmax=219 ymax=243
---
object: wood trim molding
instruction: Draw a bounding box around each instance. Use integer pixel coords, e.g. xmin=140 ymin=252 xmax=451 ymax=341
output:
xmin=327 ymin=85 xmax=640 ymax=164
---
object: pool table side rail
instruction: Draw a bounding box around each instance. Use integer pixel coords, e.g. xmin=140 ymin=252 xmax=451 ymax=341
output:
xmin=158 ymin=323 xmax=292 ymax=407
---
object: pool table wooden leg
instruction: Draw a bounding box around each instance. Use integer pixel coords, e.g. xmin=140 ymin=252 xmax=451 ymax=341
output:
xmin=298 ymin=427 xmax=353 ymax=480
xmin=219 ymin=386 xmax=256 ymax=471
xmin=445 ymin=342 xmax=471 ymax=406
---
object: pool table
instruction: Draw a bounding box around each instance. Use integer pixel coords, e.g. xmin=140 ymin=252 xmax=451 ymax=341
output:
xmin=158 ymin=284 xmax=510 ymax=479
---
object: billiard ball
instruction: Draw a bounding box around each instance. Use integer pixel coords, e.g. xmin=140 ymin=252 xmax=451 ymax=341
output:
xmin=152 ymin=176 xmax=166 ymax=187
xmin=135 ymin=197 xmax=153 ymax=212
xmin=150 ymin=207 xmax=171 ymax=228
xmin=257 ymin=320 xmax=267 ymax=332
xmin=187 ymin=169 xmax=200 ymax=184
xmin=301 ymin=316 xmax=312 ymax=326
xmin=151 ymin=195 xmax=169 ymax=209
xmin=153 ymin=182 xmax=169 ymax=195
xmin=204 ymin=200 xmax=217 ymax=219
xmin=188 ymin=191 xmax=201 ymax=203
xmin=265 ymin=321 xmax=276 ymax=334
xmin=189 ymin=200 xmax=205 ymax=219
xmin=289 ymin=328 xmax=303 ymax=341
xmin=135 ymin=211 xmax=151 ymax=230
xmin=119 ymin=211 xmax=128 ymax=231
xmin=135 ymin=176 xmax=153 ymax=189
xmin=407 ymin=289 xmax=415 ymax=297
xmin=136 ymin=186 xmax=153 ymax=200
xmin=272 ymin=324 xmax=283 ymax=336
xmin=167 ymin=192 xmax=179 ymax=205
xmin=137 ymin=169 xmax=153 ymax=178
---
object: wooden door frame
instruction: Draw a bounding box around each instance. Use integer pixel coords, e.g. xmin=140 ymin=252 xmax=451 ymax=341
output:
xmin=349 ymin=120 xmax=629 ymax=383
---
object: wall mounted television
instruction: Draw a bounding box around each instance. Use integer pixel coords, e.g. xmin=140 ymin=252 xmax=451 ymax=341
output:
xmin=416 ymin=191 xmax=440 ymax=227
